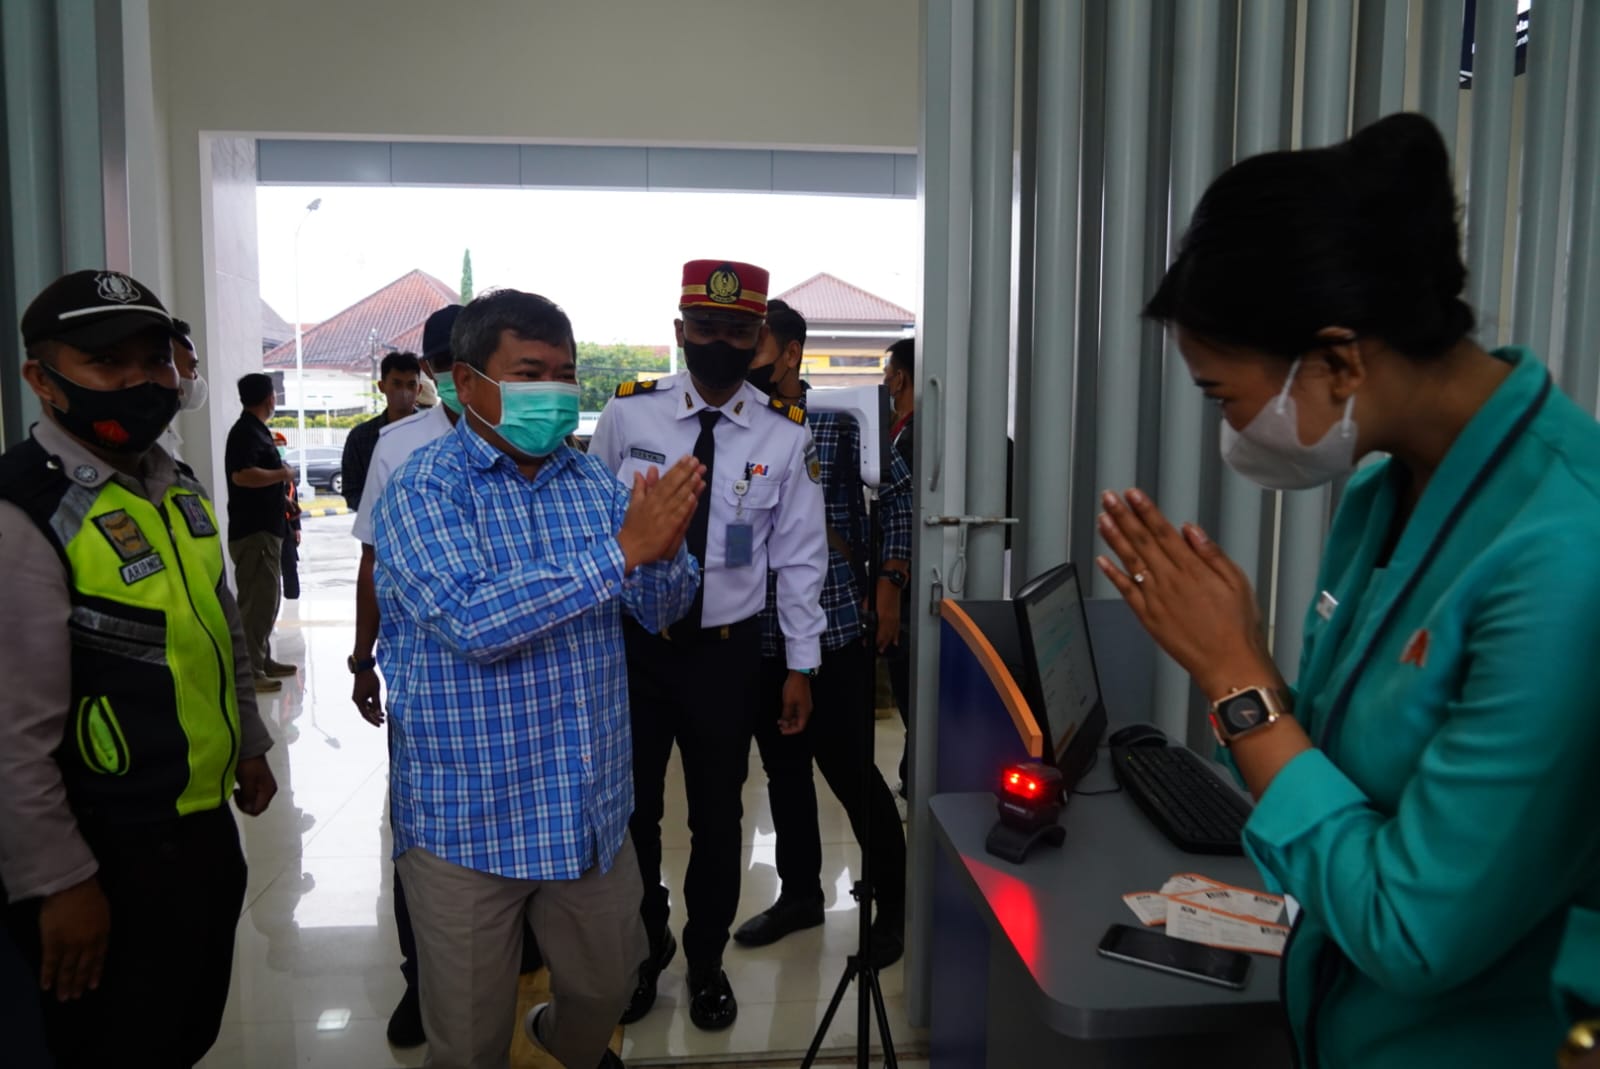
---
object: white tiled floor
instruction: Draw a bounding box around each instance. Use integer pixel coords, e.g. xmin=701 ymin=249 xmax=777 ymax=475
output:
xmin=199 ymin=520 xmax=923 ymax=1067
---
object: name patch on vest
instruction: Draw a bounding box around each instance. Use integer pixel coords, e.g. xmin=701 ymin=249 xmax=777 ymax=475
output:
xmin=119 ymin=554 xmax=166 ymax=585
xmin=173 ymin=494 xmax=218 ymax=538
xmin=93 ymin=510 xmax=166 ymax=585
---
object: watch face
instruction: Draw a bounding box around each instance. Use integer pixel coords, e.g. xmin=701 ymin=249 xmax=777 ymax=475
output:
xmin=1222 ymin=692 xmax=1266 ymax=734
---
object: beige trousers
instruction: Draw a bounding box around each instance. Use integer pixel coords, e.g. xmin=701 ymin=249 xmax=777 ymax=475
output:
xmin=396 ymin=835 xmax=647 ymax=1069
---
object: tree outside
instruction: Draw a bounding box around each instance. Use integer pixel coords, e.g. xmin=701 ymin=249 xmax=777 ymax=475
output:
xmin=576 ymin=341 xmax=670 ymax=411
xmin=460 ymin=249 xmax=474 ymax=302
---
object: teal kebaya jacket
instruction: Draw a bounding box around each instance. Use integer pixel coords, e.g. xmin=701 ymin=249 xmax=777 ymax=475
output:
xmin=1242 ymin=348 xmax=1600 ymax=1067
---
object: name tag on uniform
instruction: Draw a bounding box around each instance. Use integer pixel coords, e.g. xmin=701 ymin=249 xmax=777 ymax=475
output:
xmin=1316 ymin=591 xmax=1338 ymax=621
xmin=725 ymin=523 xmax=754 ymax=568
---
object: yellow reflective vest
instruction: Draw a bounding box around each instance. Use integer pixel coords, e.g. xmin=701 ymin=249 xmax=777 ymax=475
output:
xmin=0 ymin=438 xmax=241 ymax=822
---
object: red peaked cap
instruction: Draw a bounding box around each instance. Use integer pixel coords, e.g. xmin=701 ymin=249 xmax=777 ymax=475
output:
xmin=679 ymin=260 xmax=769 ymax=318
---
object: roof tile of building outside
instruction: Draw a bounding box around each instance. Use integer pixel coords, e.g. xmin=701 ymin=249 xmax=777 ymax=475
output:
xmin=773 ymin=272 xmax=914 ymax=326
xmin=262 ymin=269 xmax=459 ymax=372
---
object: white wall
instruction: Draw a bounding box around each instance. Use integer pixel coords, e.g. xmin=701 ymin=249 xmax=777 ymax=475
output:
xmin=140 ymin=0 xmax=919 ymax=500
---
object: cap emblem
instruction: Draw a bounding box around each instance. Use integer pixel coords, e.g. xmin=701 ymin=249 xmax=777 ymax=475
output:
xmin=96 ymin=273 xmax=143 ymax=305
xmin=706 ymin=266 xmax=742 ymax=305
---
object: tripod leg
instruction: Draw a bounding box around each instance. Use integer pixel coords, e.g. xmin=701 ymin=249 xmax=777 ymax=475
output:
xmin=801 ymin=958 xmax=859 ymax=1069
xmin=867 ymin=966 xmax=899 ymax=1069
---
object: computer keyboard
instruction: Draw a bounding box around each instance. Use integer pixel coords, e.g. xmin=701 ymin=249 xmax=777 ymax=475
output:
xmin=1112 ymin=745 xmax=1253 ymax=855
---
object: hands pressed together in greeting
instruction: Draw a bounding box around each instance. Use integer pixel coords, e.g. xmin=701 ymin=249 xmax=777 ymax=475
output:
xmin=619 ymin=456 xmax=708 ymax=573
xmin=1095 ymin=488 xmax=1311 ymax=798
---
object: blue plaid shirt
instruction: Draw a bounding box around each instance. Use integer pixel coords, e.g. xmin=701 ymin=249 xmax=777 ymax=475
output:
xmin=760 ymin=408 xmax=913 ymax=657
xmin=371 ymin=418 xmax=699 ymax=881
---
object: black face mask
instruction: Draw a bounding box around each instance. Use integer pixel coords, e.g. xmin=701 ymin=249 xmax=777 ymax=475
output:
xmin=44 ymin=365 xmax=180 ymax=456
xmin=745 ymin=362 xmax=779 ymax=397
xmin=683 ymin=339 xmax=757 ymax=391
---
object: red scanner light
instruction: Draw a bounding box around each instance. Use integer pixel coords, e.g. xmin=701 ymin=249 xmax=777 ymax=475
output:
xmin=1003 ymin=768 xmax=1043 ymax=799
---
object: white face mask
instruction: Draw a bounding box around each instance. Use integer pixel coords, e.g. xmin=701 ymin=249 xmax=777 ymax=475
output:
xmin=1220 ymin=359 xmax=1357 ymax=491
xmin=177 ymin=372 xmax=209 ymax=412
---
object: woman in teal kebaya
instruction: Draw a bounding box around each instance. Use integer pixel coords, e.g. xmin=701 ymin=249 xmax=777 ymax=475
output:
xmin=1097 ymin=113 xmax=1600 ymax=1068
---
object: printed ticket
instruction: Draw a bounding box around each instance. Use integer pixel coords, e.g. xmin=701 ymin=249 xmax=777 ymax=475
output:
xmin=1122 ymin=892 xmax=1172 ymax=926
xmin=1166 ymin=899 xmax=1289 ymax=957
xmin=1175 ymin=886 xmax=1286 ymax=924
xmin=1159 ymin=873 xmax=1224 ymax=897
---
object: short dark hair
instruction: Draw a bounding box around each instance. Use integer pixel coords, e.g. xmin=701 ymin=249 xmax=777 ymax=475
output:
xmin=886 ymin=337 xmax=914 ymax=377
xmin=172 ymin=318 xmax=195 ymax=352
xmin=24 ymin=339 xmax=60 ymax=365
xmin=380 ymin=350 xmax=421 ymax=379
xmin=765 ymin=299 xmax=807 ymax=352
xmin=1144 ymin=112 xmax=1473 ymax=362
xmin=450 ymin=289 xmax=575 ymax=372
xmin=238 ymin=372 xmax=274 ymax=407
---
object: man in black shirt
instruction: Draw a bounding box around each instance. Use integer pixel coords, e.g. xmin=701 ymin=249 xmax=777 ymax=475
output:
xmin=226 ymin=373 xmax=295 ymax=691
xmin=340 ymin=351 xmax=421 ymax=511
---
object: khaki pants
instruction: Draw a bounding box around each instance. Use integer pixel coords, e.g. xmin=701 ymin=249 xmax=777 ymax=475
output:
xmin=397 ymin=836 xmax=647 ymax=1069
xmin=228 ymin=531 xmax=282 ymax=675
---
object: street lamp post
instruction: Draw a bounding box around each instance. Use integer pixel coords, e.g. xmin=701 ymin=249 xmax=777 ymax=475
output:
xmin=368 ymin=327 xmax=379 ymax=414
xmin=292 ymin=197 xmax=322 ymax=491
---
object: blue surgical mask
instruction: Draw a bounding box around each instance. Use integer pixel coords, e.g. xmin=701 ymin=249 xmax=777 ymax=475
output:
xmin=467 ymin=366 xmax=579 ymax=457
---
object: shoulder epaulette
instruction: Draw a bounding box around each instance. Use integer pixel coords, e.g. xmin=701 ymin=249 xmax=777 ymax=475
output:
xmin=614 ymin=380 xmax=659 ymax=399
xmin=767 ymin=397 xmax=806 ymax=425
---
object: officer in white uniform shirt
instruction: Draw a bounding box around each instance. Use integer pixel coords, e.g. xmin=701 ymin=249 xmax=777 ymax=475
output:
xmin=588 ymin=259 xmax=827 ymax=1033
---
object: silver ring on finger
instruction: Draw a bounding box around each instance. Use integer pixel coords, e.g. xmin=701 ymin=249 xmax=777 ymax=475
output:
xmin=1133 ymin=571 xmax=1148 ymax=585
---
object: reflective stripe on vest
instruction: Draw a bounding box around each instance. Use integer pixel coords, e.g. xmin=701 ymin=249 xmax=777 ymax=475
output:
xmin=59 ymin=478 xmax=240 ymax=816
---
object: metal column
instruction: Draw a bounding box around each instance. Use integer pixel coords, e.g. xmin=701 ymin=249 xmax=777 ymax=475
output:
xmin=1353 ymin=0 xmax=1409 ymax=129
xmin=1274 ymin=0 xmax=1352 ymax=679
xmin=1464 ymin=0 xmax=1519 ymax=343
xmin=1025 ymin=0 xmax=1082 ymax=578
xmin=1562 ymin=1 xmax=1600 ymax=414
xmin=964 ymin=0 xmax=1016 ymax=600
xmin=2 ymin=0 xmax=65 ymax=441
xmin=1069 ymin=1 xmax=1107 ymax=569
xmin=909 ymin=0 xmax=974 ymax=1025
xmin=1089 ymin=0 xmax=1154 ymax=596
xmin=56 ymin=0 xmax=107 ymax=271
xmin=1419 ymin=0 xmax=1467 ymax=158
xmin=1511 ymin=0 xmax=1576 ymax=364
xmin=1155 ymin=0 xmax=1235 ymax=743
xmin=1220 ymin=0 xmax=1296 ymax=594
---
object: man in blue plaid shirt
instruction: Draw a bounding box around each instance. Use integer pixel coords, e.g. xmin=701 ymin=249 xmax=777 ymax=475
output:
xmin=372 ymin=290 xmax=704 ymax=1069
xmin=732 ymin=300 xmax=914 ymax=967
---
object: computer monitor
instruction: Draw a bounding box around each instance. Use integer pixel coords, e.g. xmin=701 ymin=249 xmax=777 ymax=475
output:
xmin=1013 ymin=562 xmax=1107 ymax=791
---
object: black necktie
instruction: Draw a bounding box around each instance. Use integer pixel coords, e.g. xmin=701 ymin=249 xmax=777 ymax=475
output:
xmin=685 ymin=408 xmax=720 ymax=627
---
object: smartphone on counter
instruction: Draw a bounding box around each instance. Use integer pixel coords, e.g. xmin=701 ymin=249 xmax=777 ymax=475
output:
xmin=1097 ymin=923 xmax=1252 ymax=990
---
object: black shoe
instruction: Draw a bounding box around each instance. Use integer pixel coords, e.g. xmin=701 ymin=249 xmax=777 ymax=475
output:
xmin=620 ymin=929 xmax=677 ymax=1025
xmin=688 ymin=964 xmax=738 ymax=1031
xmin=868 ymin=911 xmax=905 ymax=970
xmin=386 ymin=985 xmax=426 ymax=1048
xmin=732 ymin=894 xmax=825 ymax=947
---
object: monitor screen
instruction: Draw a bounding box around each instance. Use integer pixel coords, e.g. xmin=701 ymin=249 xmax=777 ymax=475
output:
xmin=1014 ymin=563 xmax=1107 ymax=786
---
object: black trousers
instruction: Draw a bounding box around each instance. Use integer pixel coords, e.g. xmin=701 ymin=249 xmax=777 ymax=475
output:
xmin=887 ymin=634 xmax=912 ymax=791
xmin=4 ymin=805 xmax=247 ymax=1069
xmin=752 ymin=641 xmax=907 ymax=917
xmin=625 ymin=617 xmax=761 ymax=970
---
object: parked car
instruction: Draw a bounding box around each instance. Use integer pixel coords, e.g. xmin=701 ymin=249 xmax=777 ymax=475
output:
xmin=282 ymin=446 xmax=346 ymax=496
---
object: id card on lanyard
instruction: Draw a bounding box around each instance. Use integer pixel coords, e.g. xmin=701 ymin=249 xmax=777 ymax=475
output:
xmin=726 ymin=473 xmax=754 ymax=568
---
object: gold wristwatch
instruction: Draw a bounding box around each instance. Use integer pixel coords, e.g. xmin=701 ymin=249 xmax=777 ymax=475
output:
xmin=1208 ymin=686 xmax=1292 ymax=748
